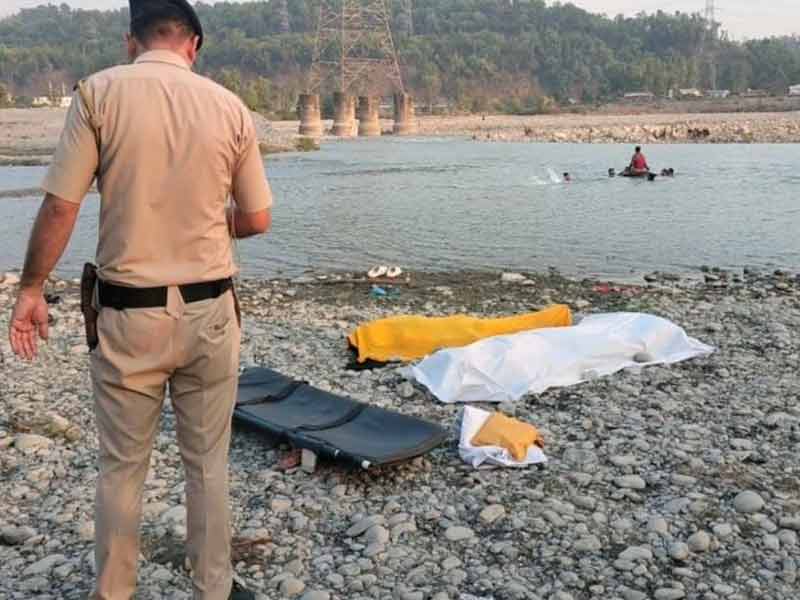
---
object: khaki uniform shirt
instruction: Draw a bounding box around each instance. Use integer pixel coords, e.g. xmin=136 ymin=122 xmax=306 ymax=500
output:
xmin=42 ymin=49 xmax=272 ymax=287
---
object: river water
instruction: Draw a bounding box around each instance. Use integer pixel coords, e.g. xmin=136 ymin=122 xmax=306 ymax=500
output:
xmin=1 ymin=139 xmax=798 ymax=280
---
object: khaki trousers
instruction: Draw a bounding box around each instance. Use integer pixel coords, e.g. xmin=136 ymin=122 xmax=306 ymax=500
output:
xmin=90 ymin=289 xmax=240 ymax=600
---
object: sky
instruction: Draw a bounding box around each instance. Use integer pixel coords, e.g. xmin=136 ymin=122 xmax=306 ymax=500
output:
xmin=0 ymin=0 xmax=797 ymax=40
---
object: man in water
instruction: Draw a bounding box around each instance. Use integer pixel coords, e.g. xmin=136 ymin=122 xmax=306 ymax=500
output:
xmin=629 ymin=146 xmax=649 ymax=174
xmin=563 ymin=172 xmax=572 ymax=182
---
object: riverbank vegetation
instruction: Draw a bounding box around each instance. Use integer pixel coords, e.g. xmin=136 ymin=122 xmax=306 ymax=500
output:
xmin=1 ymin=1 xmax=799 ymax=116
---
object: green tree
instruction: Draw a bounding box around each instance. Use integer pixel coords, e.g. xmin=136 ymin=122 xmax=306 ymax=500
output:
xmin=217 ymin=68 xmax=242 ymax=96
xmin=1 ymin=2 xmax=799 ymax=113
xmin=0 ymin=82 xmax=11 ymax=107
xmin=240 ymin=77 xmax=271 ymax=112
xmin=418 ymin=63 xmax=442 ymax=112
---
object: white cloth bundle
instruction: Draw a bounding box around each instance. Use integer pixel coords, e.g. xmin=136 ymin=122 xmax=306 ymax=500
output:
xmin=459 ymin=406 xmax=548 ymax=468
xmin=409 ymin=313 xmax=714 ymax=404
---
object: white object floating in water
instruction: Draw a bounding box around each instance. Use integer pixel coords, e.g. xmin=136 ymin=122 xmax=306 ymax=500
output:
xmin=408 ymin=313 xmax=714 ymax=404
xmin=368 ymin=265 xmax=388 ymax=279
xmin=547 ymin=168 xmax=562 ymax=184
xmin=386 ymin=266 xmax=403 ymax=279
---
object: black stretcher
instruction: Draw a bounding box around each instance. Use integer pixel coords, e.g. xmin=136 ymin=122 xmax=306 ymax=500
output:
xmin=234 ymin=367 xmax=448 ymax=469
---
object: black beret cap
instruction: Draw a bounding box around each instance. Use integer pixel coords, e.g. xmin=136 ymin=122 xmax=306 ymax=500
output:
xmin=130 ymin=0 xmax=204 ymax=49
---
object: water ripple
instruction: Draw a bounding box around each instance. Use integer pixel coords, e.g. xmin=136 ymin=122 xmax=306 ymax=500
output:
xmin=1 ymin=140 xmax=799 ymax=279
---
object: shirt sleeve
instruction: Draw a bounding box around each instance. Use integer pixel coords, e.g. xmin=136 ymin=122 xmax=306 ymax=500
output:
xmin=231 ymin=109 xmax=273 ymax=214
xmin=41 ymin=87 xmax=99 ymax=205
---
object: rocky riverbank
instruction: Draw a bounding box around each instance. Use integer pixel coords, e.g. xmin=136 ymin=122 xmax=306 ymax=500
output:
xmin=258 ymin=111 xmax=800 ymax=145
xmin=2 ymin=268 xmax=799 ymax=600
xmin=413 ymin=112 xmax=800 ymax=144
xmin=3 ymin=109 xmax=799 ymax=168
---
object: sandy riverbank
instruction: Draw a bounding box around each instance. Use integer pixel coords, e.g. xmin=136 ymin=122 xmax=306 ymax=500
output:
xmin=0 ymin=108 xmax=301 ymax=166
xmin=2 ymin=108 xmax=798 ymax=168
xmin=2 ymin=267 xmax=800 ymax=599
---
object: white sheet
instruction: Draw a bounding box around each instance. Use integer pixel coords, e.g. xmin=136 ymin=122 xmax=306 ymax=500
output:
xmin=408 ymin=313 xmax=714 ymax=404
xmin=459 ymin=406 xmax=548 ymax=468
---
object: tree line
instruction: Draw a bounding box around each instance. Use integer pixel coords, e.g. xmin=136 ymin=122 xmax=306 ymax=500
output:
xmin=1 ymin=1 xmax=799 ymax=115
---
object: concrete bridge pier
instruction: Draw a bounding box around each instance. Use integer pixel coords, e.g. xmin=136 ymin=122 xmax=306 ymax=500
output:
xmin=298 ymin=93 xmax=323 ymax=137
xmin=393 ymin=92 xmax=417 ymax=135
xmin=332 ymin=92 xmax=356 ymax=137
xmin=357 ymin=96 xmax=382 ymax=137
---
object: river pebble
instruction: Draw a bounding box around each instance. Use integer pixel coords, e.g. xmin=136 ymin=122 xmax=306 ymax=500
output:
xmin=2 ymin=270 xmax=799 ymax=599
xmin=733 ymin=491 xmax=765 ymax=514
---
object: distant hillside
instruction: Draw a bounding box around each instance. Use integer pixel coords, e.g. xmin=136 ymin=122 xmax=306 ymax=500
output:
xmin=1 ymin=1 xmax=799 ymax=115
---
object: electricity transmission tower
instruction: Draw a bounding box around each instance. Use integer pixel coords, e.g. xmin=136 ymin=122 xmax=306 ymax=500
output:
xmin=277 ymin=0 xmax=290 ymax=33
xmin=704 ymin=0 xmax=715 ymax=25
xmin=704 ymin=0 xmax=718 ymax=89
xmin=397 ymin=0 xmax=413 ymax=36
xmin=308 ymin=0 xmax=405 ymax=95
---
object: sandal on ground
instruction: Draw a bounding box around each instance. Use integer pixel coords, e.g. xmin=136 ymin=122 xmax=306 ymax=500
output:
xmin=368 ymin=265 xmax=388 ymax=279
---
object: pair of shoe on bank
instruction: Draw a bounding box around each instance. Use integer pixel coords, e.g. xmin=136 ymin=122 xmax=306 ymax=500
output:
xmin=367 ymin=265 xmax=403 ymax=279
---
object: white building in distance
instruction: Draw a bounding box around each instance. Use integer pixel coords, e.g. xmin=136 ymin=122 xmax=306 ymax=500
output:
xmin=31 ymin=95 xmax=72 ymax=108
xmin=623 ymin=91 xmax=655 ymax=102
xmin=678 ymin=88 xmax=703 ymax=98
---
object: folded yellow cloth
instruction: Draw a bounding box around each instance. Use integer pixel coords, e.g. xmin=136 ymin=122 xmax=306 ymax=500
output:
xmin=471 ymin=412 xmax=545 ymax=461
xmin=347 ymin=304 xmax=572 ymax=364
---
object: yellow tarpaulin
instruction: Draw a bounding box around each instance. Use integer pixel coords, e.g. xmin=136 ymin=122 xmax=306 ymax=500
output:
xmin=348 ymin=304 xmax=572 ymax=364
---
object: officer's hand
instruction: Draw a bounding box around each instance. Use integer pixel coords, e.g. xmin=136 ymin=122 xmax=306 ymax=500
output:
xmin=9 ymin=288 xmax=49 ymax=361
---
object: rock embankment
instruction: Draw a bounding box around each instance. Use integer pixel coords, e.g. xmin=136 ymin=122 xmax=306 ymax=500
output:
xmin=415 ymin=112 xmax=800 ymax=144
xmin=2 ymin=268 xmax=800 ymax=599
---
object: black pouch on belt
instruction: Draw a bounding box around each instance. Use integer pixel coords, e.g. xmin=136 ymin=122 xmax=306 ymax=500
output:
xmin=231 ymin=284 xmax=242 ymax=329
xmin=80 ymin=263 xmax=99 ymax=351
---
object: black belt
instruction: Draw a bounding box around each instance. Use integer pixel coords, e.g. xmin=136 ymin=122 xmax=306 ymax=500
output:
xmin=98 ymin=278 xmax=233 ymax=310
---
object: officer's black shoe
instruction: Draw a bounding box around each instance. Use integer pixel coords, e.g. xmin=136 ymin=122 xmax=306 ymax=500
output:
xmin=229 ymin=579 xmax=255 ymax=600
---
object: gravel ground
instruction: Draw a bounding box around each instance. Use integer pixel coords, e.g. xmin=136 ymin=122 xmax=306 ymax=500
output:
xmin=1 ymin=268 xmax=799 ymax=600
xmin=409 ymin=113 xmax=800 ymax=144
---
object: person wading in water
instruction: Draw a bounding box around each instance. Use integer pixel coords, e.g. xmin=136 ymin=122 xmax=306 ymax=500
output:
xmin=629 ymin=146 xmax=650 ymax=175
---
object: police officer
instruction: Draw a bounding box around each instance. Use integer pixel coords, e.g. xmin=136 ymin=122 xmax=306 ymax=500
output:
xmin=8 ymin=1 xmax=271 ymax=598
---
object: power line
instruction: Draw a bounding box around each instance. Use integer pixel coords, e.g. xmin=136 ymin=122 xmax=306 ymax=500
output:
xmin=704 ymin=1 xmax=718 ymax=89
